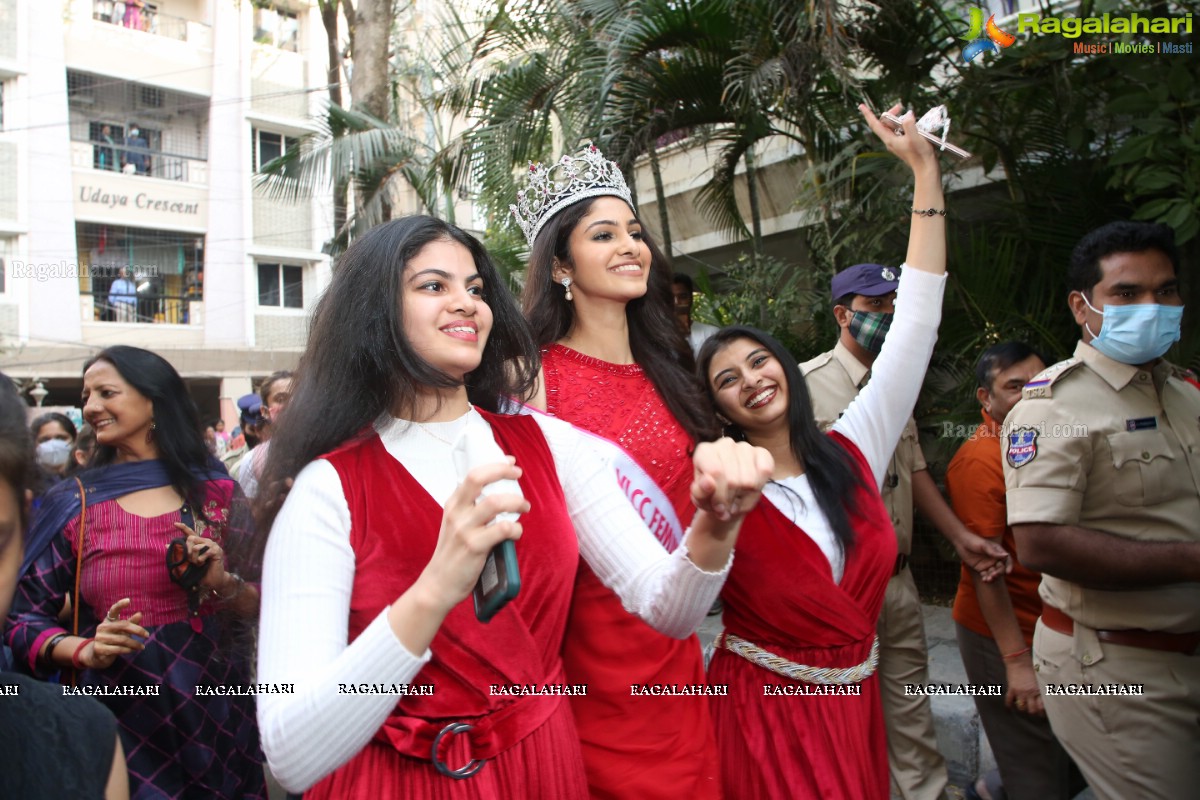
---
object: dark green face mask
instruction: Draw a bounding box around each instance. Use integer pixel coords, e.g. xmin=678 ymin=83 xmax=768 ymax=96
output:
xmin=848 ymin=310 xmax=893 ymax=355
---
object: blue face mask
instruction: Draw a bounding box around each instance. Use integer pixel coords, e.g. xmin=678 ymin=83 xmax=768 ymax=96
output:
xmin=1080 ymin=293 xmax=1184 ymax=364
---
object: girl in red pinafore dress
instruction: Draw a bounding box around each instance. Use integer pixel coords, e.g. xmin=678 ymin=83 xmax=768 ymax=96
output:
xmin=517 ymin=145 xmax=723 ymax=799
xmin=694 ymin=104 xmax=950 ymax=799
xmin=250 ymin=216 xmax=771 ymax=798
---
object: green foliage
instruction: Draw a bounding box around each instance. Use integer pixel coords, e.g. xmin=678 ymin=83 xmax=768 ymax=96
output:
xmin=1104 ymin=59 xmax=1200 ymax=244
xmin=691 ymin=254 xmax=823 ymax=358
xmin=323 ymin=0 xmax=1197 ymax=397
xmin=794 ymin=0 xmax=1199 ymax=434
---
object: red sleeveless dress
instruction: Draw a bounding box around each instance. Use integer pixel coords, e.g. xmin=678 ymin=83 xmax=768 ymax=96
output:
xmin=304 ymin=411 xmax=589 ymax=799
xmin=708 ymin=433 xmax=896 ymax=799
xmin=542 ymin=344 xmax=721 ymax=800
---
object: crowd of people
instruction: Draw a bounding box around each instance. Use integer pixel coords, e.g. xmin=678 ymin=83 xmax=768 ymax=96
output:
xmin=2 ymin=100 xmax=1197 ymax=800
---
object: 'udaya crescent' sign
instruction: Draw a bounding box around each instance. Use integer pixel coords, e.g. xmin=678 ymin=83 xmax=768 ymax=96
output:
xmin=72 ymin=173 xmax=208 ymax=231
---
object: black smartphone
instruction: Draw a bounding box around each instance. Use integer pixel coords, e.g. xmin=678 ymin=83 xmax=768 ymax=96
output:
xmin=474 ymin=539 xmax=521 ymax=623
xmin=452 ymin=436 xmax=524 ymax=623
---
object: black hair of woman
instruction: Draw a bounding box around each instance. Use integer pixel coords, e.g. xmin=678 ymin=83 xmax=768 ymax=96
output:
xmin=256 ymin=215 xmax=542 ymax=534
xmin=523 ymin=198 xmax=719 ymax=443
xmin=696 ymin=325 xmax=868 ymax=551
xmin=84 ymin=346 xmax=213 ymax=521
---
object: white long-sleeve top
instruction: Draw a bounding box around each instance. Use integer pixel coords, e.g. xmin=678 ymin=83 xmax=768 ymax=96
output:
xmin=256 ymin=411 xmax=729 ymax=792
xmin=763 ymin=266 xmax=945 ymax=582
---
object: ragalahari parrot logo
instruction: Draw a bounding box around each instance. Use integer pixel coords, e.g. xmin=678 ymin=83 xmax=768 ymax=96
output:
xmin=961 ymin=7 xmax=1017 ymax=63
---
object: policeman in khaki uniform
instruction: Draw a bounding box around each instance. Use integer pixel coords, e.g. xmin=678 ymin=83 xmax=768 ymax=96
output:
xmin=804 ymin=263 xmax=1009 ymax=800
xmin=1004 ymin=221 xmax=1200 ymax=799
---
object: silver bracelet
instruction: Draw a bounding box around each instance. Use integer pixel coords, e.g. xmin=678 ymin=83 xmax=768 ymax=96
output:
xmin=911 ymin=207 xmax=947 ymax=217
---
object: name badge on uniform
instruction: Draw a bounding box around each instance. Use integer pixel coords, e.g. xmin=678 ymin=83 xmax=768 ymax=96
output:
xmin=1125 ymin=417 xmax=1158 ymax=431
xmin=1006 ymin=427 xmax=1038 ymax=468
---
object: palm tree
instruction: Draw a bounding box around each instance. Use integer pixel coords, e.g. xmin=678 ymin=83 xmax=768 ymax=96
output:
xmin=432 ymin=0 xmax=611 ymax=221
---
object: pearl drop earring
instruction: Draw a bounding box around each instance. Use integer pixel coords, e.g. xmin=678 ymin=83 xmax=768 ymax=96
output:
xmin=561 ymin=277 xmax=573 ymax=302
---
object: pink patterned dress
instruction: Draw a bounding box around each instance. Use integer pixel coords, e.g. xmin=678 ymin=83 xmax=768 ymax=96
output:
xmin=7 ymin=478 xmax=265 ymax=799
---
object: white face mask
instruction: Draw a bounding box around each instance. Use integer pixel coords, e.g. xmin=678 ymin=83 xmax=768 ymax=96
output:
xmin=36 ymin=439 xmax=72 ymax=469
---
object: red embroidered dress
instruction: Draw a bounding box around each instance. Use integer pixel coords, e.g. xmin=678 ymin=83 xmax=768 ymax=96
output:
xmin=304 ymin=412 xmax=588 ymax=799
xmin=708 ymin=433 xmax=895 ymax=799
xmin=542 ymin=344 xmax=720 ymax=799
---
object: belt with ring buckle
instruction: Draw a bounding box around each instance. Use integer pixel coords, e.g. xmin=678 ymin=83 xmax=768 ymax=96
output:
xmin=431 ymin=722 xmax=486 ymax=779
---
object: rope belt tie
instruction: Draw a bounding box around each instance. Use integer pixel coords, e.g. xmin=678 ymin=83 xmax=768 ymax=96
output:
xmin=717 ymin=631 xmax=880 ymax=685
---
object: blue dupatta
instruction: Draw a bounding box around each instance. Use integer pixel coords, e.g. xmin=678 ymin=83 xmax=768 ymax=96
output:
xmin=20 ymin=458 xmax=230 ymax=577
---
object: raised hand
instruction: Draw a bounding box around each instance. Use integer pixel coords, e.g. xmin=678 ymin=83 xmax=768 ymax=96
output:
xmin=414 ymin=458 xmax=530 ymax=614
xmin=691 ymin=438 xmax=774 ymax=524
xmin=859 ymin=102 xmax=940 ymax=174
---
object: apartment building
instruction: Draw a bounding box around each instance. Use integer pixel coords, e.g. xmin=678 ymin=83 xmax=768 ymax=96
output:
xmin=0 ymin=0 xmax=333 ymax=423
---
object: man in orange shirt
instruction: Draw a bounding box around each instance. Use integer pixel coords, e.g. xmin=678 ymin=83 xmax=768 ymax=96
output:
xmin=948 ymin=342 xmax=1085 ymax=800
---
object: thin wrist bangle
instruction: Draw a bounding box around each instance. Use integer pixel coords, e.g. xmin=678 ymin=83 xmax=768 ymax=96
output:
xmin=72 ymin=637 xmax=95 ymax=670
xmin=1001 ymin=646 xmax=1031 ymax=660
xmin=911 ymin=207 xmax=947 ymax=217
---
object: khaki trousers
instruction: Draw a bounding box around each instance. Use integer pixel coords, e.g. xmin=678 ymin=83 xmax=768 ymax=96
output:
xmin=877 ymin=568 xmax=948 ymax=800
xmin=956 ymin=624 xmax=1086 ymax=799
xmin=1034 ymin=622 xmax=1200 ymax=800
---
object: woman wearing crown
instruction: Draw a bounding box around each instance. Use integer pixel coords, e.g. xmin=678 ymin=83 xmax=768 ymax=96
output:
xmin=250 ymin=214 xmax=772 ymax=798
xmin=513 ymin=146 xmax=726 ymax=797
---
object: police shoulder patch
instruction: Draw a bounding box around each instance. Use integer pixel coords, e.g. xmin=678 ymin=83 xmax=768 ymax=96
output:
xmin=1006 ymin=427 xmax=1039 ymax=469
xmin=1021 ymin=357 xmax=1083 ymax=400
xmin=799 ymin=350 xmax=834 ymax=377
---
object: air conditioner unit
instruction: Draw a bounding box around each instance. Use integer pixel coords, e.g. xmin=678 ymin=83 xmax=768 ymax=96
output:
xmin=69 ymin=92 xmax=96 ymax=105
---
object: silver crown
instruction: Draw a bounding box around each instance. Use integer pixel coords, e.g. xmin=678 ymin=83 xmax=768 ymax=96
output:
xmin=509 ymin=144 xmax=634 ymax=246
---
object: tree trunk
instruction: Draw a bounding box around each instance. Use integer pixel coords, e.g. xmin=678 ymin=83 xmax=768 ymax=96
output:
xmin=744 ymin=145 xmax=766 ymax=327
xmin=648 ymin=138 xmax=672 ymax=258
xmin=318 ymin=1 xmax=348 ymax=243
xmin=348 ymin=0 xmax=391 ymax=119
xmin=346 ymin=0 xmax=392 ymax=221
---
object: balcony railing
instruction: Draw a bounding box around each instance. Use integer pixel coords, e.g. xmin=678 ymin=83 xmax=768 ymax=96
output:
xmin=82 ymin=291 xmax=202 ymax=325
xmin=92 ymin=1 xmax=206 ymax=43
xmin=73 ymin=140 xmax=208 ymax=184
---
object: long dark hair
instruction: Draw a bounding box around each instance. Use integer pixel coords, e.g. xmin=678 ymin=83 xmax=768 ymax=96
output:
xmin=256 ymin=215 xmax=541 ymax=533
xmin=522 ymin=196 xmax=718 ymax=442
xmin=84 ymin=346 xmax=213 ymax=520
xmin=697 ymin=326 xmax=868 ymax=550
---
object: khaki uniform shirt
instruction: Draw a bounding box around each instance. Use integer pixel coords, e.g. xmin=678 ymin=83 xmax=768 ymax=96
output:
xmin=1003 ymin=340 xmax=1200 ymax=633
xmin=802 ymin=340 xmax=927 ymax=555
